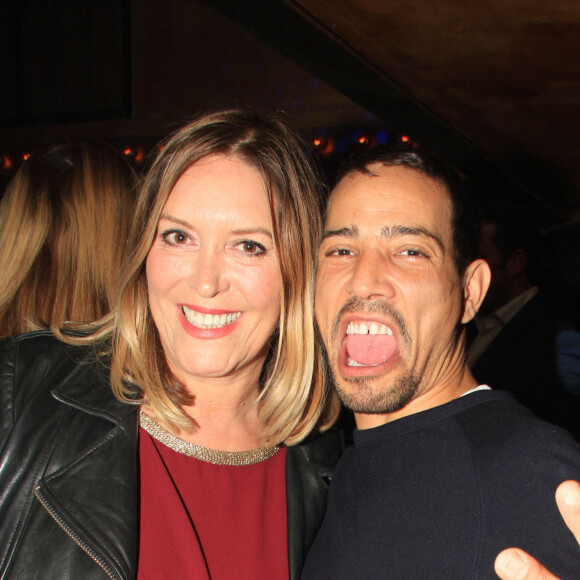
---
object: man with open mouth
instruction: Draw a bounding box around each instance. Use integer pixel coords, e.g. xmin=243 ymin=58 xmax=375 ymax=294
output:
xmin=302 ymin=144 xmax=580 ymax=579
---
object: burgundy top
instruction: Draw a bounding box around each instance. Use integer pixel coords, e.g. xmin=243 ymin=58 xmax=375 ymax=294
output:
xmin=137 ymin=428 xmax=289 ymax=580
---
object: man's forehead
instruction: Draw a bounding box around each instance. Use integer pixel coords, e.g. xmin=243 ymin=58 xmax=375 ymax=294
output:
xmin=326 ymin=165 xmax=452 ymax=228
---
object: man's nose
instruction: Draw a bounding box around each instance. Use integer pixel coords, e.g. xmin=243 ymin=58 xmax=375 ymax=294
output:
xmin=345 ymin=248 xmax=396 ymax=301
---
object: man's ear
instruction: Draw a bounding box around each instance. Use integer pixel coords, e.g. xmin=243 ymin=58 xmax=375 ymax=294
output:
xmin=461 ymin=259 xmax=491 ymax=324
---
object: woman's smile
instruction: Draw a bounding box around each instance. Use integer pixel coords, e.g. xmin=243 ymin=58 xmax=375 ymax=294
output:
xmin=181 ymin=305 xmax=242 ymax=329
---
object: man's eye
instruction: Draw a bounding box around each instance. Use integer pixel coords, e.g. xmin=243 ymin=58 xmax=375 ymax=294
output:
xmin=161 ymin=230 xmax=189 ymax=245
xmin=326 ymin=248 xmax=353 ymax=257
xmin=399 ymin=248 xmax=426 ymax=257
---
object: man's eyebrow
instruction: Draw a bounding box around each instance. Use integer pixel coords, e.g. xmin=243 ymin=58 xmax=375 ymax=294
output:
xmin=320 ymin=226 xmax=359 ymax=241
xmin=384 ymin=225 xmax=445 ymax=253
xmin=320 ymin=224 xmax=445 ymax=253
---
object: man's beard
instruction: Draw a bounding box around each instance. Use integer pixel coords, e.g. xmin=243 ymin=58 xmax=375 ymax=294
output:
xmin=328 ymin=296 xmax=419 ymax=414
xmin=331 ymin=367 xmax=421 ymax=414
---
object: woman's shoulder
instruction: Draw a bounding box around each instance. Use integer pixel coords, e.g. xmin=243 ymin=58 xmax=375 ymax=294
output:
xmin=2 ymin=328 xmax=65 ymax=350
xmin=0 ymin=330 xmax=106 ymax=404
xmin=0 ymin=329 xmax=99 ymax=370
xmin=0 ymin=330 xmax=123 ymax=443
xmin=1 ymin=330 xmax=66 ymax=372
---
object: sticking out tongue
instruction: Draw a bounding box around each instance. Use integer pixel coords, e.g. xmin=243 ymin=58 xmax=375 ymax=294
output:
xmin=345 ymin=334 xmax=398 ymax=366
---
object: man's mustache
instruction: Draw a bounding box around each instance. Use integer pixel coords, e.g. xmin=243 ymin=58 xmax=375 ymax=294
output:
xmin=330 ymin=296 xmax=410 ymax=345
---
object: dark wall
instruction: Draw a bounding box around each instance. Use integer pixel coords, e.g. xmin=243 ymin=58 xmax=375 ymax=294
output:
xmin=1 ymin=1 xmax=131 ymax=126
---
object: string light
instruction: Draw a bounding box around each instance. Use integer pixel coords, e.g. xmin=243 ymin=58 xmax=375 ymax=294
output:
xmin=0 ymin=127 xmax=417 ymax=178
xmin=311 ymin=135 xmax=334 ymax=155
xmin=122 ymin=146 xmax=145 ymax=164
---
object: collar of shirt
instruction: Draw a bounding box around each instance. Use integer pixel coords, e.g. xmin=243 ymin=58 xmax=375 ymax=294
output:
xmin=475 ymin=285 xmax=539 ymax=334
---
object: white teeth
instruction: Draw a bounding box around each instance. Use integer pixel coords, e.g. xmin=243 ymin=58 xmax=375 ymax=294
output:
xmin=346 ymin=321 xmax=393 ymax=336
xmin=347 ymin=357 xmax=365 ymax=367
xmin=182 ymin=306 xmax=241 ymax=329
xmin=347 ymin=357 xmax=382 ymax=367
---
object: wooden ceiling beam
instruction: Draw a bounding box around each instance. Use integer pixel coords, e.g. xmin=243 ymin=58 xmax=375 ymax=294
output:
xmin=202 ymin=0 xmax=558 ymax=215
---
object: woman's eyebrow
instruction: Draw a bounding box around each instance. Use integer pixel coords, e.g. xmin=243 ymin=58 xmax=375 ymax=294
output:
xmin=230 ymin=227 xmax=273 ymax=239
xmin=158 ymin=213 xmax=192 ymax=229
xmin=159 ymin=215 xmax=273 ymax=239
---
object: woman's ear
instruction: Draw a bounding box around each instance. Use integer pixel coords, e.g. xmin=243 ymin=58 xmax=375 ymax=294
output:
xmin=461 ymin=259 xmax=491 ymax=324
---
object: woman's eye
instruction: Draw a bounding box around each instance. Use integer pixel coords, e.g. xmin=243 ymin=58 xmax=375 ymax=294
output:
xmin=161 ymin=230 xmax=189 ymax=245
xmin=237 ymin=241 xmax=266 ymax=255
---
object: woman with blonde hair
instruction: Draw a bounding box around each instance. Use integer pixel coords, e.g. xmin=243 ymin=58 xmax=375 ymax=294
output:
xmin=0 ymin=110 xmax=341 ymax=579
xmin=0 ymin=141 xmax=137 ymax=337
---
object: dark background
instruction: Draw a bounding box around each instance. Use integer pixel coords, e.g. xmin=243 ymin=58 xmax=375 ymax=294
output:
xmin=2 ymin=0 xmax=579 ymax=225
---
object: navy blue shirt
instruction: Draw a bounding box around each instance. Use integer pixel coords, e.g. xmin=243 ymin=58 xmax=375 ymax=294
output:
xmin=302 ymin=391 xmax=580 ymax=579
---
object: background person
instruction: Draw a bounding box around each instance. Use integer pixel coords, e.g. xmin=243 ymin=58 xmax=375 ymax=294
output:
xmin=467 ymin=201 xmax=580 ymax=437
xmin=0 ymin=141 xmax=138 ymax=338
xmin=0 ymin=110 xmax=341 ymax=579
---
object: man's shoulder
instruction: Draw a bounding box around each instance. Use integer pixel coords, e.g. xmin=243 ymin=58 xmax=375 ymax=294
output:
xmin=454 ymin=390 xmax=575 ymax=436
xmin=452 ymin=391 xmax=580 ymax=475
xmin=451 ymin=393 xmax=580 ymax=577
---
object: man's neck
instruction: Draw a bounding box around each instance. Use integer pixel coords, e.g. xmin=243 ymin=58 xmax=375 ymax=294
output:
xmin=354 ymin=366 xmax=480 ymax=430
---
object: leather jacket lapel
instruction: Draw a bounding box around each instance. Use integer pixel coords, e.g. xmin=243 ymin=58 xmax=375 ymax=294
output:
xmin=37 ymin=362 xmax=139 ymax=580
xmin=34 ymin=411 xmax=138 ymax=580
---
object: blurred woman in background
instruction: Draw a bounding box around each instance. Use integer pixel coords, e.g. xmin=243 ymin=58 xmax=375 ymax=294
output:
xmin=0 ymin=141 xmax=137 ymax=337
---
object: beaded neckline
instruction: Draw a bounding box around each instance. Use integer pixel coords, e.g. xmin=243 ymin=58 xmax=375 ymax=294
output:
xmin=139 ymin=410 xmax=280 ymax=466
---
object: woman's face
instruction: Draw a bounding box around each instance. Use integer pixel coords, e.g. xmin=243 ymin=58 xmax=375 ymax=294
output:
xmin=146 ymin=154 xmax=281 ymax=388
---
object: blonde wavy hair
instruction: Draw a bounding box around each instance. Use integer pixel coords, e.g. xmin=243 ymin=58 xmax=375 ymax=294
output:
xmin=0 ymin=141 xmax=137 ymax=338
xmin=90 ymin=110 xmax=339 ymax=445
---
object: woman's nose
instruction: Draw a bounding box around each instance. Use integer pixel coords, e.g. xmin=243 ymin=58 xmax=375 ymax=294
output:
xmin=189 ymin=249 xmax=229 ymax=298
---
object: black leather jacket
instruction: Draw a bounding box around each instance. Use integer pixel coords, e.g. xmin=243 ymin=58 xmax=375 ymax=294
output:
xmin=0 ymin=332 xmax=343 ymax=579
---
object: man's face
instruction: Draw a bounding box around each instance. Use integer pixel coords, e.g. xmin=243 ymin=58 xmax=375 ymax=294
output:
xmin=316 ymin=164 xmax=471 ymax=426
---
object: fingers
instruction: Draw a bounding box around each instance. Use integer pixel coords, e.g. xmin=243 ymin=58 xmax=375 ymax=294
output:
xmin=494 ymin=548 xmax=557 ymax=580
xmin=554 ymin=480 xmax=580 ymax=545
